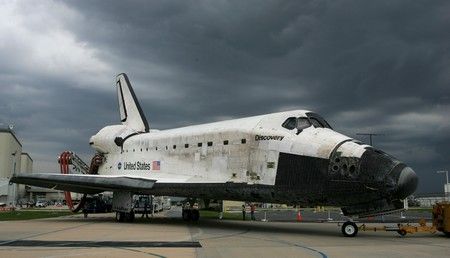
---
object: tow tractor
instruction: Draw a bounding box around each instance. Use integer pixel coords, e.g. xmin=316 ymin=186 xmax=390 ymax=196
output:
xmin=340 ymin=202 xmax=450 ymax=237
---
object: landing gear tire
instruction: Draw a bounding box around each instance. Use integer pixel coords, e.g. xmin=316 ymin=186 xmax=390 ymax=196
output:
xmin=126 ymin=211 xmax=135 ymax=222
xmin=182 ymin=209 xmax=192 ymax=221
xmin=115 ymin=212 xmax=125 ymax=222
xmin=191 ymin=209 xmax=200 ymax=222
xmin=342 ymin=221 xmax=358 ymax=237
xmin=397 ymin=229 xmax=407 ymax=237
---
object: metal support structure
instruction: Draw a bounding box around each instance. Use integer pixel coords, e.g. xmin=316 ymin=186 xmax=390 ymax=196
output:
xmin=8 ymin=151 xmax=17 ymax=207
xmin=327 ymin=209 xmax=333 ymax=221
xmin=58 ymin=151 xmax=90 ymax=174
xmin=58 ymin=151 xmax=103 ymax=212
xmin=437 ymin=170 xmax=449 ymax=202
xmin=261 ymin=211 xmax=267 ymax=222
xmin=219 ymin=200 xmax=224 ymax=220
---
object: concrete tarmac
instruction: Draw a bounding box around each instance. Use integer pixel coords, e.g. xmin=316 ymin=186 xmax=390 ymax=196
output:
xmin=0 ymin=210 xmax=449 ymax=258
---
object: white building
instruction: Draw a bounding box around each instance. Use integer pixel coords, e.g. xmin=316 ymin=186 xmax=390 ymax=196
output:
xmin=415 ymin=196 xmax=447 ymax=207
xmin=0 ymin=128 xmax=32 ymax=205
xmin=27 ymin=187 xmax=65 ymax=202
xmin=445 ymin=183 xmax=450 ymax=202
xmin=18 ymin=153 xmax=33 ymax=202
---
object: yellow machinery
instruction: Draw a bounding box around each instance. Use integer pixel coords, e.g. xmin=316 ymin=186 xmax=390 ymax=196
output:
xmin=394 ymin=218 xmax=436 ymax=236
xmin=354 ymin=202 xmax=450 ymax=237
xmin=432 ymin=201 xmax=450 ymax=237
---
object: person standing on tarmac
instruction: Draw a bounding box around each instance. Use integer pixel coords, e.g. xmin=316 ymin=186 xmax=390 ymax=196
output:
xmin=242 ymin=204 xmax=246 ymax=221
xmin=142 ymin=197 xmax=150 ymax=219
xmin=250 ymin=203 xmax=256 ymax=221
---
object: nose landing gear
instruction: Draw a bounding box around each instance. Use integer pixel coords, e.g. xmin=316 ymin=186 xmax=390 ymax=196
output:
xmin=341 ymin=221 xmax=358 ymax=237
xmin=182 ymin=206 xmax=200 ymax=222
xmin=115 ymin=211 xmax=135 ymax=222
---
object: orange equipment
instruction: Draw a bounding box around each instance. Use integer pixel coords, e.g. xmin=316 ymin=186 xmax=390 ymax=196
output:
xmin=58 ymin=151 xmax=103 ymax=213
xmin=296 ymin=210 xmax=303 ymax=222
xmin=432 ymin=202 xmax=450 ymax=237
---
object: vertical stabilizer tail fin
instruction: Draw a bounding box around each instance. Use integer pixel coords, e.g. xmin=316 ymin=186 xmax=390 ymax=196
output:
xmin=116 ymin=73 xmax=149 ymax=132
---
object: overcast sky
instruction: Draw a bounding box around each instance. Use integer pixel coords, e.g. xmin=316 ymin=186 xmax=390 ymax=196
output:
xmin=0 ymin=0 xmax=448 ymax=193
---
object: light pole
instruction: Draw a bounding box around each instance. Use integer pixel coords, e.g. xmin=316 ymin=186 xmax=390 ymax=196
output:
xmin=8 ymin=151 xmax=17 ymax=207
xmin=437 ymin=170 xmax=449 ymax=184
xmin=437 ymin=170 xmax=449 ymax=202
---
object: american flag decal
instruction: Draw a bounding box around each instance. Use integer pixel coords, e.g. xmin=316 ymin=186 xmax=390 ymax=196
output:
xmin=152 ymin=161 xmax=160 ymax=170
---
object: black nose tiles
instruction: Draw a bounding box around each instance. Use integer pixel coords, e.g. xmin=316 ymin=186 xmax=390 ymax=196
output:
xmin=359 ymin=148 xmax=401 ymax=183
xmin=395 ymin=167 xmax=418 ymax=199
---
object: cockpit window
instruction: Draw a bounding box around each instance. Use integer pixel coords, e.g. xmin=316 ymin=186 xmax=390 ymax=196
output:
xmin=306 ymin=112 xmax=332 ymax=129
xmin=310 ymin=117 xmax=323 ymax=128
xmin=297 ymin=117 xmax=311 ymax=130
xmin=282 ymin=117 xmax=312 ymax=133
xmin=282 ymin=117 xmax=297 ymax=130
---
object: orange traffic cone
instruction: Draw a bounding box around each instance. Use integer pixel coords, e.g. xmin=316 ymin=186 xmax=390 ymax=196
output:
xmin=296 ymin=210 xmax=303 ymax=222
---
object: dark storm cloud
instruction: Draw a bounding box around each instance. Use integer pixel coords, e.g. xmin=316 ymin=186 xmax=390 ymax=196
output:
xmin=64 ymin=1 xmax=449 ymax=113
xmin=0 ymin=0 xmax=448 ymax=192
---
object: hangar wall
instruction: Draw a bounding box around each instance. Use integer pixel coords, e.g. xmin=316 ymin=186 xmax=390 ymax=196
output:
xmin=18 ymin=153 xmax=33 ymax=200
xmin=0 ymin=128 xmax=32 ymax=205
xmin=0 ymin=129 xmax=22 ymax=178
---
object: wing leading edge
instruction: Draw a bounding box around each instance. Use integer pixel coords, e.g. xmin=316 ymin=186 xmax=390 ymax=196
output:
xmin=10 ymin=173 xmax=156 ymax=195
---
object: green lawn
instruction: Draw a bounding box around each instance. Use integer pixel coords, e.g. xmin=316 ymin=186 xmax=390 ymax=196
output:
xmin=408 ymin=207 xmax=433 ymax=213
xmin=0 ymin=210 xmax=72 ymax=221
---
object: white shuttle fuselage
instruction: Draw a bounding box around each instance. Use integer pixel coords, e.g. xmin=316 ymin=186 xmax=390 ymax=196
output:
xmin=94 ymin=110 xmax=345 ymax=183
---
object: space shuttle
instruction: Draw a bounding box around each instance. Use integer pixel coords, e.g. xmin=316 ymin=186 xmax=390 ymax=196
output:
xmin=11 ymin=73 xmax=418 ymax=236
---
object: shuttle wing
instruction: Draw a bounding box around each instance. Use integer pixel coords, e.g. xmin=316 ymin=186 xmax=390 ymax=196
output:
xmin=10 ymin=173 xmax=156 ymax=195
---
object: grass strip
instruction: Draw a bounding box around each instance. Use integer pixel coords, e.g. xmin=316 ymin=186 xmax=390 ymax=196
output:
xmin=0 ymin=210 xmax=72 ymax=221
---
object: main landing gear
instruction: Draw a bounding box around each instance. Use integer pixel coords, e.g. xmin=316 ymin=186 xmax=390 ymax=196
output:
xmin=115 ymin=211 xmax=135 ymax=222
xmin=182 ymin=208 xmax=200 ymax=222
xmin=341 ymin=221 xmax=358 ymax=237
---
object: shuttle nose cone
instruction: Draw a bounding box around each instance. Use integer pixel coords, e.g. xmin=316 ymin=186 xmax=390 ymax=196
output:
xmin=395 ymin=166 xmax=418 ymax=199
